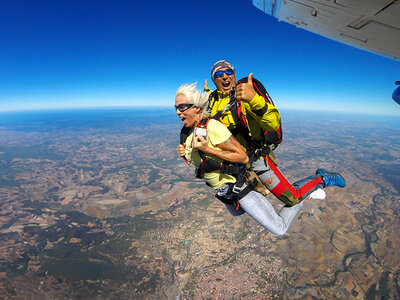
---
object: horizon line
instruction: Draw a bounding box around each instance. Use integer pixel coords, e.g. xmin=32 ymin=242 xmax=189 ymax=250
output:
xmin=0 ymin=105 xmax=399 ymax=117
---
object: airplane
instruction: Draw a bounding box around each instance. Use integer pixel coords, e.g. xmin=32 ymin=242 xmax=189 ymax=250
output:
xmin=252 ymin=0 xmax=400 ymax=104
xmin=393 ymin=81 xmax=400 ymax=105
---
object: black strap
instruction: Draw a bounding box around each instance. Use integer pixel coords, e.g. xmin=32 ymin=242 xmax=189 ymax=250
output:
xmin=195 ymin=168 xmax=204 ymax=179
xmin=207 ymin=91 xmax=220 ymax=116
xmin=196 ymin=149 xmax=221 ymax=172
xmin=180 ymin=126 xmax=191 ymax=144
xmin=247 ymin=144 xmax=271 ymax=165
xmin=209 ymin=88 xmax=259 ymax=150
xmin=198 ymin=117 xmax=209 ymax=126
xmin=214 ymin=174 xmax=258 ymax=210
xmin=232 ymin=178 xmax=259 ymax=200
xmin=224 ymin=172 xmax=252 ymax=198
xmin=253 ymin=103 xmax=269 ymax=117
xmin=212 ymin=90 xmax=236 ymax=120
xmin=197 ymin=159 xmax=243 ymax=178
xmin=220 ymin=163 xmax=242 ymax=176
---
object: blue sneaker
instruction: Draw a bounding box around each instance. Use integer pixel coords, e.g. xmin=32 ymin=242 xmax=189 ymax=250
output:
xmin=316 ymin=168 xmax=346 ymax=188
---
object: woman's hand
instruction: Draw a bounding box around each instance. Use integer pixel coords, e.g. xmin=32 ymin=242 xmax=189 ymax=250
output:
xmin=192 ymin=135 xmax=208 ymax=152
xmin=176 ymin=144 xmax=186 ymax=157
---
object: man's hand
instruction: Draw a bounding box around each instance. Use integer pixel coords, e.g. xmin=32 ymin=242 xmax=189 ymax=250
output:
xmin=204 ymin=79 xmax=209 ymax=91
xmin=192 ymin=135 xmax=208 ymax=152
xmin=235 ymin=73 xmax=256 ymax=103
xmin=176 ymin=144 xmax=186 ymax=157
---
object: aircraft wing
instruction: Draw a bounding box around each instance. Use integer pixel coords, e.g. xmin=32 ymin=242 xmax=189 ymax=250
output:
xmin=253 ymin=0 xmax=400 ymax=61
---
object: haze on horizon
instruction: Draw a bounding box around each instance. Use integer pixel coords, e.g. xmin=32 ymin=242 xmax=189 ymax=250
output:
xmin=1 ymin=0 xmax=400 ymax=116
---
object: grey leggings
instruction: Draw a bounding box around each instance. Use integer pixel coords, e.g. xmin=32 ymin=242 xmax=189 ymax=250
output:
xmin=216 ymin=185 xmax=303 ymax=236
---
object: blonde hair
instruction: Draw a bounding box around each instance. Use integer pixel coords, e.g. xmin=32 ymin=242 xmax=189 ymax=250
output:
xmin=175 ymin=83 xmax=210 ymax=117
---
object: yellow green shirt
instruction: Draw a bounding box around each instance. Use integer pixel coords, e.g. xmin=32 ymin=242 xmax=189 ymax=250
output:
xmin=184 ymin=119 xmax=236 ymax=189
xmin=207 ymin=90 xmax=280 ymax=148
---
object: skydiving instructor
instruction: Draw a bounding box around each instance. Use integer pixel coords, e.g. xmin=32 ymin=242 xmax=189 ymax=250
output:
xmin=204 ymin=60 xmax=346 ymax=206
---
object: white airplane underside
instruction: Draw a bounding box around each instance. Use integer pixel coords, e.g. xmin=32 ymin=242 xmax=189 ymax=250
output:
xmin=253 ymin=0 xmax=400 ymax=61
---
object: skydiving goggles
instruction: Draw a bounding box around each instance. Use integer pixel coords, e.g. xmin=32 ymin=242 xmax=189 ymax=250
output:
xmin=214 ymin=69 xmax=234 ymax=78
xmin=175 ymin=103 xmax=194 ymax=112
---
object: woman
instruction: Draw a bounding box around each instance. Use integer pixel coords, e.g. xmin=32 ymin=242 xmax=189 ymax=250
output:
xmin=175 ymin=83 xmax=309 ymax=235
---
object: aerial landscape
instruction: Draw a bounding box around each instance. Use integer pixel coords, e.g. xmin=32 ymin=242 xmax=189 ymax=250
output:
xmin=0 ymin=109 xmax=399 ymax=299
xmin=1 ymin=0 xmax=400 ymax=299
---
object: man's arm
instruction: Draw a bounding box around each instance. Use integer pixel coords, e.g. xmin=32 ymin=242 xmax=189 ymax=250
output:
xmin=246 ymin=96 xmax=280 ymax=132
xmin=236 ymin=73 xmax=280 ymax=132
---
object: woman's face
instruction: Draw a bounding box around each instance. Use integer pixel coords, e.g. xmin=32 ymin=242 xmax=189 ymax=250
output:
xmin=175 ymin=94 xmax=199 ymax=128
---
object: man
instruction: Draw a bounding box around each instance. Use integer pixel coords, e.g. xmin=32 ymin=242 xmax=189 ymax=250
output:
xmin=204 ymin=60 xmax=346 ymax=206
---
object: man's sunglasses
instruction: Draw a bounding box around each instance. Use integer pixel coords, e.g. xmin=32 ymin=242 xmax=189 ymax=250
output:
xmin=175 ymin=103 xmax=194 ymax=112
xmin=214 ymin=69 xmax=234 ymax=78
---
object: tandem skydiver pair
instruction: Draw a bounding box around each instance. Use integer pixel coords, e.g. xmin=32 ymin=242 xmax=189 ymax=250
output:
xmin=175 ymin=60 xmax=346 ymax=235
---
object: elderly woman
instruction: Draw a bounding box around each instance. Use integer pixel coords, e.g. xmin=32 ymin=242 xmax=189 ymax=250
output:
xmin=175 ymin=83 xmax=307 ymax=235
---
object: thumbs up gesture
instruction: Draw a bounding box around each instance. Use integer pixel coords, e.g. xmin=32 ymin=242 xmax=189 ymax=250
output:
xmin=236 ymin=73 xmax=256 ymax=103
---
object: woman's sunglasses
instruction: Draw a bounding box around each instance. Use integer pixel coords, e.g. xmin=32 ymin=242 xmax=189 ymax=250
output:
xmin=214 ymin=69 xmax=234 ymax=78
xmin=175 ymin=103 xmax=194 ymax=112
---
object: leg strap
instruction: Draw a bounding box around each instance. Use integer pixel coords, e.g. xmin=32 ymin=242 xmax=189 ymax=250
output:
xmin=229 ymin=173 xmax=259 ymax=200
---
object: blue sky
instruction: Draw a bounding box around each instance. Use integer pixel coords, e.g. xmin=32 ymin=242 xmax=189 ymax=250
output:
xmin=1 ymin=0 xmax=399 ymax=115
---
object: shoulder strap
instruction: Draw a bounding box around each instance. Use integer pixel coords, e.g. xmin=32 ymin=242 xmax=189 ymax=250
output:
xmin=180 ymin=126 xmax=191 ymax=144
xmin=206 ymin=90 xmax=218 ymax=115
xmin=180 ymin=117 xmax=210 ymax=145
xmin=211 ymin=89 xmax=238 ymax=120
xmin=198 ymin=117 xmax=210 ymax=126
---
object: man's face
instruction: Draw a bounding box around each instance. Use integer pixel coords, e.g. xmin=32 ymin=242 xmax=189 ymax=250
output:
xmin=213 ymin=67 xmax=236 ymax=94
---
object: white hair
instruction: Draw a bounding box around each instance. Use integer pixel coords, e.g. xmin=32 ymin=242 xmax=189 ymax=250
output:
xmin=175 ymin=83 xmax=210 ymax=117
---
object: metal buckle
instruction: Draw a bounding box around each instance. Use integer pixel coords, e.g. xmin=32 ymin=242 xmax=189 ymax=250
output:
xmin=232 ymin=184 xmax=242 ymax=194
xmin=232 ymin=175 xmax=245 ymax=194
